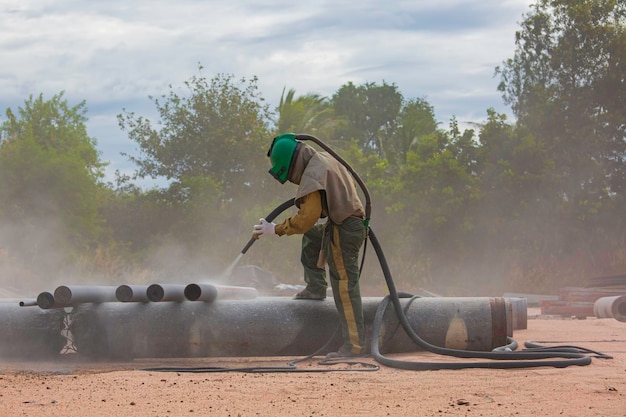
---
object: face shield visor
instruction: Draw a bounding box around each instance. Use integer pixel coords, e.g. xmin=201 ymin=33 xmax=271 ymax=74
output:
xmin=267 ymin=133 xmax=300 ymax=184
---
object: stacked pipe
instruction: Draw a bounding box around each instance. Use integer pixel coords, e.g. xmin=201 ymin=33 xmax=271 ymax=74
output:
xmin=33 ymin=283 xmax=259 ymax=309
xmin=3 ymin=282 xmax=257 ymax=360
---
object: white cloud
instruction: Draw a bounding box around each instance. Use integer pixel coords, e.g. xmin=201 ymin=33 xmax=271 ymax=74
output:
xmin=0 ymin=0 xmax=535 ymax=185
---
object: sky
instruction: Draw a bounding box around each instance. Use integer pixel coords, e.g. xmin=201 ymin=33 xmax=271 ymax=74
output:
xmin=0 ymin=0 xmax=535 ymax=186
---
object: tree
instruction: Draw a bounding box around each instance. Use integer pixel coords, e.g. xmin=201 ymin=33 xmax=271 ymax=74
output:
xmin=117 ymin=70 xmax=273 ymax=205
xmin=496 ymin=0 xmax=626 ymax=243
xmin=116 ymin=70 xmax=281 ymax=273
xmin=390 ymin=98 xmax=439 ymax=166
xmin=332 ymin=81 xmax=403 ymax=159
xmin=386 ymin=120 xmax=480 ymax=287
xmin=494 ymin=0 xmax=626 ymax=286
xmin=470 ymin=110 xmax=560 ymax=291
xmin=1 ymin=93 xmax=104 ymax=179
xmin=276 ymin=88 xmax=343 ymax=139
xmin=0 ymin=93 xmax=106 ymax=273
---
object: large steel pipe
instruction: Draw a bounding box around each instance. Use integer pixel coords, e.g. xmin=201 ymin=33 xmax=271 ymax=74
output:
xmin=68 ymin=296 xmax=508 ymax=359
xmin=594 ymin=295 xmax=626 ymax=322
xmin=383 ymin=297 xmax=508 ymax=351
xmin=0 ymin=301 xmax=66 ymax=359
xmin=184 ymin=283 xmax=258 ymax=301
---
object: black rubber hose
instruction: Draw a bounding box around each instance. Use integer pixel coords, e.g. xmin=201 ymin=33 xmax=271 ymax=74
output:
xmin=240 ymin=198 xmax=295 ymax=254
xmin=367 ymin=227 xmax=594 ymax=369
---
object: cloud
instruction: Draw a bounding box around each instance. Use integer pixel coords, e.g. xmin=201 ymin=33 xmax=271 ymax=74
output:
xmin=0 ymin=0 xmax=534 ymax=184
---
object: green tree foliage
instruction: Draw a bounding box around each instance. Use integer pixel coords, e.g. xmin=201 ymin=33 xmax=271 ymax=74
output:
xmin=390 ymin=120 xmax=480 ymax=279
xmin=496 ymin=0 xmax=626 ymax=279
xmin=332 ymin=81 xmax=403 ymax=159
xmin=0 ymin=93 xmax=106 ymax=273
xmin=99 ymin=185 xmax=176 ymax=253
xmin=276 ymin=87 xmax=343 ymax=139
xmin=114 ymin=70 xmax=277 ymax=273
xmin=471 ymin=110 xmax=558 ymax=290
xmin=391 ymin=98 xmax=439 ymax=166
xmin=117 ymin=70 xmax=273 ymax=204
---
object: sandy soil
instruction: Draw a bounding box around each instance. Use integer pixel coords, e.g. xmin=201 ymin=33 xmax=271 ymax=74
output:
xmin=0 ymin=309 xmax=624 ymax=417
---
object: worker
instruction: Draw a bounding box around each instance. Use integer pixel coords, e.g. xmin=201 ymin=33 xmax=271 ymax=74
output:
xmin=252 ymin=133 xmax=366 ymax=359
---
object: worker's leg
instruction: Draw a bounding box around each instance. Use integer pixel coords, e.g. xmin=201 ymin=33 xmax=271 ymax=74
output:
xmin=298 ymin=223 xmax=327 ymax=298
xmin=326 ymin=218 xmax=366 ymax=355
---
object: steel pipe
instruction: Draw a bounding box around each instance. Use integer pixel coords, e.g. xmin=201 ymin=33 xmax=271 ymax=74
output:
xmin=184 ymin=283 xmax=258 ymax=301
xmin=383 ymin=296 xmax=508 ymax=351
xmin=19 ymin=299 xmax=38 ymax=307
xmin=54 ymin=285 xmax=118 ymax=305
xmin=146 ymin=284 xmax=187 ymax=302
xmin=67 ymin=296 xmax=509 ymax=359
xmin=37 ymin=291 xmax=64 ymax=309
xmin=115 ymin=285 xmax=151 ymax=303
xmin=594 ymin=295 xmax=626 ymax=322
xmin=183 ymin=283 xmax=217 ymax=301
xmin=505 ymin=297 xmax=528 ymax=335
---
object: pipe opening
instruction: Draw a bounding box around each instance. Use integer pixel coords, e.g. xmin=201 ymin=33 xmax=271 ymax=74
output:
xmin=54 ymin=286 xmax=72 ymax=304
xmin=146 ymin=284 xmax=164 ymax=302
xmin=184 ymin=284 xmax=201 ymax=301
xmin=36 ymin=292 xmax=56 ymax=309
xmin=115 ymin=285 xmax=134 ymax=302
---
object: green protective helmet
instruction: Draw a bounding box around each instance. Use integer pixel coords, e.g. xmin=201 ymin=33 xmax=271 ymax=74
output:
xmin=267 ymin=133 xmax=301 ymax=184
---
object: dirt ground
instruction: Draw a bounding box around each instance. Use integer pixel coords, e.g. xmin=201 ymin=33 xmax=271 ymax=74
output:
xmin=0 ymin=308 xmax=624 ymax=417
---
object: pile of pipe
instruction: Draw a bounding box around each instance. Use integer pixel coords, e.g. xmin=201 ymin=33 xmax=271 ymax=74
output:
xmin=1 ymin=283 xmax=522 ymax=361
xmin=28 ymin=283 xmax=258 ymax=309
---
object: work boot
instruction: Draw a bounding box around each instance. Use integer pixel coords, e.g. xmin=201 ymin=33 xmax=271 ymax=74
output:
xmin=325 ymin=344 xmax=364 ymax=359
xmin=294 ymin=288 xmax=326 ymax=300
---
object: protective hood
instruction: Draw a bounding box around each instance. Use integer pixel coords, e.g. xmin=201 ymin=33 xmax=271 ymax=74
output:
xmin=290 ymin=143 xmax=364 ymax=224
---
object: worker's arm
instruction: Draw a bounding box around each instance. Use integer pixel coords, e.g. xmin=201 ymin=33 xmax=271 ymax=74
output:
xmin=274 ymin=191 xmax=322 ymax=236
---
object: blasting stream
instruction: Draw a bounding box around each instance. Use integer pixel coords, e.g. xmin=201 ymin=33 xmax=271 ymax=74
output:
xmin=222 ymin=253 xmax=244 ymax=279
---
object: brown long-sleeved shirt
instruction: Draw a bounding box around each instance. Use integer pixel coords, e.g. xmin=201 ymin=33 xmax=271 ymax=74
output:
xmin=274 ymin=191 xmax=322 ymax=236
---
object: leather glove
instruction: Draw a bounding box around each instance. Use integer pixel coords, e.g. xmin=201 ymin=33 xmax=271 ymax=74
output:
xmin=252 ymin=218 xmax=276 ymax=239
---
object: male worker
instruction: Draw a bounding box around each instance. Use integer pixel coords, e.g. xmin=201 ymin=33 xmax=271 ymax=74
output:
xmin=252 ymin=133 xmax=366 ymax=358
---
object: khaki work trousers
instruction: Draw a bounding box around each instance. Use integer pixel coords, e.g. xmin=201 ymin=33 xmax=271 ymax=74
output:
xmin=301 ymin=217 xmax=366 ymax=354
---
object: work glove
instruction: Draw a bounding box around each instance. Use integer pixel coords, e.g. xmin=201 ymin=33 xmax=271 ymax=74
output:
xmin=252 ymin=218 xmax=276 ymax=239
